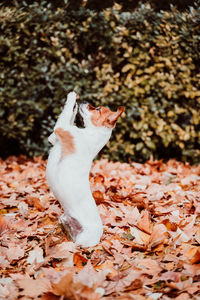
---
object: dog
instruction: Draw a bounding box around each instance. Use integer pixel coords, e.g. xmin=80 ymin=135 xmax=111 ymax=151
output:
xmin=46 ymin=92 xmax=124 ymax=247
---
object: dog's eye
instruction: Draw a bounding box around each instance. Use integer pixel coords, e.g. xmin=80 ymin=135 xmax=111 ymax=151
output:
xmin=96 ymin=107 xmax=101 ymax=111
xmin=88 ymin=105 xmax=95 ymax=110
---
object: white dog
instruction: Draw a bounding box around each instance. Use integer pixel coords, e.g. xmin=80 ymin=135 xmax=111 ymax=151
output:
xmin=46 ymin=92 xmax=124 ymax=247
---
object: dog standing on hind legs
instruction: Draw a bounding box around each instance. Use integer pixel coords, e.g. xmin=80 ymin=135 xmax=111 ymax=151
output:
xmin=46 ymin=92 xmax=124 ymax=247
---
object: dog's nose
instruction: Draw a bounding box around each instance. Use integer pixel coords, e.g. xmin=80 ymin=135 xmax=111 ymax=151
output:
xmin=83 ymin=100 xmax=87 ymax=104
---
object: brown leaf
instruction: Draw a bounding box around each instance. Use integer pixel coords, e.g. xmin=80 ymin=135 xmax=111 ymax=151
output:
xmin=51 ymin=270 xmax=102 ymax=300
xmin=32 ymin=197 xmax=45 ymax=211
xmin=183 ymin=246 xmax=200 ymax=264
xmin=47 ymin=241 xmax=76 ymax=259
xmin=93 ymin=190 xmax=105 ymax=205
xmin=1 ymin=156 xmax=200 ymax=299
xmin=0 ymin=215 xmax=7 ymax=233
xmin=74 ymin=261 xmax=105 ymax=287
xmin=167 ymin=278 xmax=197 ymax=293
xmin=6 ymin=245 xmax=25 ymax=262
xmin=137 ymin=210 xmax=151 ymax=234
xmin=175 ymin=293 xmax=191 ymax=300
xmin=114 ymin=269 xmax=143 ymax=293
xmin=73 ymin=252 xmax=88 ymax=270
xmin=51 ymin=272 xmax=77 ymax=298
xmin=41 ymin=293 xmax=60 ymax=300
xmin=149 ymin=223 xmax=168 ymax=248
xmin=15 ymin=275 xmax=51 ymax=298
xmin=130 ymin=226 xmax=150 ymax=246
xmin=27 ymin=246 xmax=44 ymax=264
xmin=96 ymin=260 xmax=118 ymax=279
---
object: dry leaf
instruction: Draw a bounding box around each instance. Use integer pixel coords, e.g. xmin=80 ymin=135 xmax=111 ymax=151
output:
xmin=15 ymin=275 xmax=51 ymax=298
xmin=1 ymin=156 xmax=200 ymax=299
xmin=27 ymin=246 xmax=44 ymax=264
xmin=183 ymin=246 xmax=200 ymax=264
xmin=149 ymin=223 xmax=168 ymax=248
xmin=137 ymin=210 xmax=151 ymax=234
xmin=6 ymin=245 xmax=25 ymax=262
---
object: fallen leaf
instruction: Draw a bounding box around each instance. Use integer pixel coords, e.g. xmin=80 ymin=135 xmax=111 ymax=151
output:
xmin=51 ymin=270 xmax=102 ymax=299
xmin=27 ymin=246 xmax=44 ymax=264
xmin=1 ymin=156 xmax=200 ymax=299
xmin=183 ymin=246 xmax=200 ymax=264
xmin=137 ymin=210 xmax=151 ymax=234
xmin=0 ymin=215 xmax=7 ymax=233
xmin=32 ymin=197 xmax=45 ymax=211
xmin=96 ymin=260 xmax=118 ymax=279
xmin=74 ymin=261 xmax=105 ymax=287
xmin=149 ymin=223 xmax=168 ymax=248
xmin=6 ymin=245 xmax=25 ymax=262
xmin=93 ymin=190 xmax=105 ymax=205
xmin=15 ymin=275 xmax=51 ymax=298
xmin=73 ymin=252 xmax=88 ymax=270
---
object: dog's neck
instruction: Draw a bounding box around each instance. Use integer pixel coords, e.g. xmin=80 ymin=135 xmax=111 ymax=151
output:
xmin=83 ymin=126 xmax=112 ymax=159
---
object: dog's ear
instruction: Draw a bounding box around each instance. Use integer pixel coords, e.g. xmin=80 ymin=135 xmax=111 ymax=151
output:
xmin=107 ymin=107 xmax=125 ymax=127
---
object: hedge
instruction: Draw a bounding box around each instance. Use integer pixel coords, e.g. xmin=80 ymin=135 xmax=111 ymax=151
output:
xmin=0 ymin=3 xmax=200 ymax=163
xmin=1 ymin=0 xmax=198 ymax=12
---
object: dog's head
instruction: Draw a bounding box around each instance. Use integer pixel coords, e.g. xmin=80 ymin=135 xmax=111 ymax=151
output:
xmin=79 ymin=102 xmax=124 ymax=129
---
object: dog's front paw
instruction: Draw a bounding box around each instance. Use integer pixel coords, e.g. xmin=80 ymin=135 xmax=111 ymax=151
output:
xmin=66 ymin=91 xmax=77 ymax=107
xmin=48 ymin=132 xmax=57 ymax=145
xmin=71 ymin=102 xmax=78 ymax=124
xmin=73 ymin=102 xmax=78 ymax=113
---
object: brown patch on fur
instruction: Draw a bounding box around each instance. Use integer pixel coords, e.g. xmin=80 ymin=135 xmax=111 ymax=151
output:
xmin=89 ymin=106 xmax=124 ymax=128
xmin=60 ymin=214 xmax=83 ymax=240
xmin=54 ymin=128 xmax=75 ymax=158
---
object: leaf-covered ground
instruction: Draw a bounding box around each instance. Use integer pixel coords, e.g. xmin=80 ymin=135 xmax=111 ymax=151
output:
xmin=0 ymin=156 xmax=200 ymax=300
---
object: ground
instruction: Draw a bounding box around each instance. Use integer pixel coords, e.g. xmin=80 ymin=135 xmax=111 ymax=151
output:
xmin=0 ymin=156 xmax=200 ymax=300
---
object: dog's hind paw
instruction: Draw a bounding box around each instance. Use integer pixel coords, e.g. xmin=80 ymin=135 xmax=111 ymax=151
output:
xmin=59 ymin=213 xmax=83 ymax=242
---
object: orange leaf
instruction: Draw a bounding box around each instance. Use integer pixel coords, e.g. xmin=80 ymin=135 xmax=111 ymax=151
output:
xmin=96 ymin=260 xmax=118 ymax=279
xmin=184 ymin=247 xmax=200 ymax=264
xmin=73 ymin=252 xmax=88 ymax=270
xmin=137 ymin=210 xmax=151 ymax=234
xmin=130 ymin=226 xmax=150 ymax=246
xmin=51 ymin=271 xmax=102 ymax=299
xmin=15 ymin=275 xmax=51 ymax=298
xmin=0 ymin=215 xmax=7 ymax=233
xmin=93 ymin=190 xmax=104 ymax=205
xmin=32 ymin=197 xmax=45 ymax=211
xmin=93 ymin=174 xmax=105 ymax=184
xmin=41 ymin=293 xmax=59 ymax=300
xmin=149 ymin=223 xmax=168 ymax=248
xmin=162 ymin=219 xmax=178 ymax=231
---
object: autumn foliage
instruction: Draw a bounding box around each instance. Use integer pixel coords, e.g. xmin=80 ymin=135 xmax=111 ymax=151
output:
xmin=0 ymin=156 xmax=200 ymax=299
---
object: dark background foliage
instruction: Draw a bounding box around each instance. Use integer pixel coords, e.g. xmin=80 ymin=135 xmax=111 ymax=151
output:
xmin=0 ymin=0 xmax=197 ymax=11
xmin=0 ymin=0 xmax=200 ymax=163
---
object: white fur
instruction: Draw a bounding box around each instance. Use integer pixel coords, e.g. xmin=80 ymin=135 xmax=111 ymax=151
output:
xmin=46 ymin=92 xmax=113 ymax=247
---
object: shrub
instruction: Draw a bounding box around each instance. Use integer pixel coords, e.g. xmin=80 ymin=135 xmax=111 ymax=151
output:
xmin=1 ymin=0 xmax=197 ymax=11
xmin=0 ymin=3 xmax=200 ymax=163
